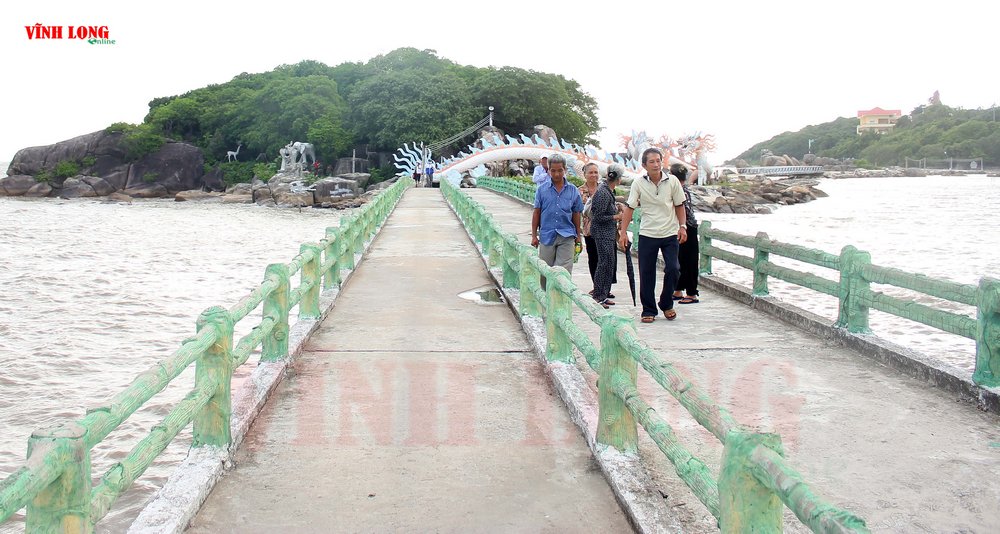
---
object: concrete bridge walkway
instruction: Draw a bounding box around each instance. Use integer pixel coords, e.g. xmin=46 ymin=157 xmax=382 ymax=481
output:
xmin=186 ymin=189 xmax=630 ymax=532
xmin=461 ymin=188 xmax=999 ymax=533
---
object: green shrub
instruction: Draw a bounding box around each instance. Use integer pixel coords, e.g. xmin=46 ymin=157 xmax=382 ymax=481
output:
xmin=142 ymin=172 xmax=159 ymax=183
xmin=81 ymin=156 xmax=97 ymax=167
xmin=35 ymin=170 xmax=52 ymax=183
xmin=105 ymin=122 xmax=133 ymax=134
xmin=53 ymin=160 xmax=81 ymax=179
xmin=218 ymin=161 xmax=255 ymax=187
xmin=122 ymin=124 xmax=166 ymax=162
xmin=252 ymin=162 xmax=277 ymax=181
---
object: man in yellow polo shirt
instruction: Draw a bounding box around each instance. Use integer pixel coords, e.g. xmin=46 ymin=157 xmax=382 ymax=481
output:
xmin=618 ymin=148 xmax=688 ymax=323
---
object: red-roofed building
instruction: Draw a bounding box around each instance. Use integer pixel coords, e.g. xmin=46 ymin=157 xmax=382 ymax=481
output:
xmin=857 ymin=107 xmax=902 ymax=134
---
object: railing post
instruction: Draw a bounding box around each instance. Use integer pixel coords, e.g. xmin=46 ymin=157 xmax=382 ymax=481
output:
xmin=753 ymin=232 xmax=770 ymax=296
xmin=545 ymin=268 xmax=574 ymax=363
xmin=25 ymin=423 xmax=91 ymax=534
xmin=299 ymin=243 xmax=322 ymax=319
xmin=262 ymin=263 xmax=290 ymax=361
xmin=340 ymin=216 xmax=356 ymax=270
xmin=630 ymin=209 xmax=641 ymax=252
xmin=193 ymin=306 xmax=234 ymax=447
xmin=699 ymin=220 xmax=713 ymax=275
xmin=486 ymin=220 xmax=500 ymax=268
xmin=501 ymin=236 xmax=519 ymax=288
xmin=324 ymin=227 xmax=341 ymax=289
xmin=837 ymin=245 xmax=872 ymax=333
xmin=719 ymin=430 xmax=784 ymax=533
xmin=596 ymin=315 xmax=638 ymax=453
xmin=973 ymin=277 xmax=1000 ymax=387
xmin=519 ymin=249 xmax=542 ymax=316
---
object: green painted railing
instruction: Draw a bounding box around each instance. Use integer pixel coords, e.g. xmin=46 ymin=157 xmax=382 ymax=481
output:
xmin=697 ymin=220 xmax=1000 ymax=387
xmin=0 ymin=177 xmax=412 ymax=533
xmin=445 ymin=178 xmax=869 ymax=533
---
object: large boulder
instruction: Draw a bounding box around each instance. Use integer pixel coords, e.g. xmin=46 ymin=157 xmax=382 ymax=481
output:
xmin=7 ymin=130 xmax=204 ymax=197
xmin=531 ymin=125 xmax=558 ymax=145
xmin=0 ymin=175 xmax=39 ymax=196
xmin=123 ymin=183 xmax=170 ymax=198
xmin=81 ymin=176 xmax=116 ymax=196
xmin=25 ymin=182 xmax=53 ymax=197
xmin=314 ymin=177 xmax=360 ymax=203
xmin=58 ymin=177 xmax=98 ymax=198
xmin=175 ymin=190 xmax=223 ymax=202
xmin=335 ymin=172 xmax=371 ymax=190
xmin=124 ymin=142 xmax=203 ymax=193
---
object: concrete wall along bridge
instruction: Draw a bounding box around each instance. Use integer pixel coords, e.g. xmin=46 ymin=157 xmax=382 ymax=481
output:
xmin=1 ymin=178 xmax=998 ymax=533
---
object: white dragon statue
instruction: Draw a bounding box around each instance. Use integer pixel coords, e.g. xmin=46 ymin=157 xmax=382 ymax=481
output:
xmin=393 ymin=130 xmax=714 ymax=186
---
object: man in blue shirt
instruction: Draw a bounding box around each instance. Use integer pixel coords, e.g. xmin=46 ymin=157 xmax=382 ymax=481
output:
xmin=532 ymin=155 xmax=551 ymax=186
xmin=425 ymin=164 xmax=435 ymax=187
xmin=531 ymin=154 xmax=583 ymax=289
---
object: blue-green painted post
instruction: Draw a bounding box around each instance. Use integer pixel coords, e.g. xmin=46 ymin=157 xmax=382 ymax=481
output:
xmin=700 ymin=220 xmax=714 ymax=275
xmin=25 ymin=423 xmax=91 ymax=534
xmin=719 ymin=431 xmax=784 ymax=533
xmin=837 ymin=246 xmax=872 ymax=333
xmin=193 ymin=306 xmax=234 ymax=447
xmin=596 ymin=314 xmax=638 ymax=453
xmin=519 ymin=249 xmax=542 ymax=316
xmin=752 ymin=232 xmax=770 ymax=296
xmin=340 ymin=216 xmax=357 ymax=269
xmin=299 ymin=243 xmax=322 ymax=319
xmin=973 ymin=277 xmax=1000 ymax=387
xmin=630 ymin=209 xmax=641 ymax=252
xmin=324 ymin=227 xmax=341 ymax=288
xmin=502 ymin=236 xmax=519 ymax=288
xmin=262 ymin=263 xmax=290 ymax=361
xmin=545 ymin=268 xmax=574 ymax=363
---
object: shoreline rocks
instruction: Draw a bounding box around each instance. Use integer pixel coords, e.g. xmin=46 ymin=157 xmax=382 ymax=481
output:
xmin=686 ymin=177 xmax=827 ymax=214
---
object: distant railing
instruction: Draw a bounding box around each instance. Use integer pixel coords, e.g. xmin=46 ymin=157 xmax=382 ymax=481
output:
xmin=0 ymin=177 xmax=411 ymax=533
xmin=448 ymin=178 xmax=869 ymax=533
xmin=698 ymin=220 xmax=1000 ymax=387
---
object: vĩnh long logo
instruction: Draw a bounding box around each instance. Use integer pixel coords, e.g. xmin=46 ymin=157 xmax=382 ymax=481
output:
xmin=25 ymin=23 xmax=116 ymax=45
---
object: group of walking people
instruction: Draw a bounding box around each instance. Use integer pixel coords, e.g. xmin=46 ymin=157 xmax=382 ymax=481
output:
xmin=530 ymin=148 xmax=700 ymax=323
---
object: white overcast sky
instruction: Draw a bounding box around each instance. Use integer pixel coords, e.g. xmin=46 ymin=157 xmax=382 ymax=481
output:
xmin=3 ymin=0 xmax=998 ymax=165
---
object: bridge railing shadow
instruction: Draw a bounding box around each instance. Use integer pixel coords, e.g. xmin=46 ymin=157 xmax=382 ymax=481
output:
xmin=449 ymin=177 xmax=870 ymax=533
xmin=0 ymin=178 xmax=413 ymax=532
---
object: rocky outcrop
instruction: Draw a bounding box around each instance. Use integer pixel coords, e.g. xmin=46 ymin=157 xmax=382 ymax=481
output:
xmin=687 ymin=177 xmax=827 ymax=214
xmin=2 ymin=130 xmax=203 ymax=199
xmin=532 ymin=125 xmax=558 ymax=144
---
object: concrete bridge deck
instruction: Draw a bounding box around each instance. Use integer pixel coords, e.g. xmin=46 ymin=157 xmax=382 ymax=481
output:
xmin=460 ymin=188 xmax=999 ymax=533
xmin=186 ymin=189 xmax=630 ymax=532
xmin=186 ymin=187 xmax=999 ymax=533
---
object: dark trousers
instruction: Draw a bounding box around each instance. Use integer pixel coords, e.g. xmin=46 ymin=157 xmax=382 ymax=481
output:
xmin=676 ymin=224 xmax=699 ymax=296
xmin=585 ymin=235 xmax=615 ymax=291
xmin=592 ymin=237 xmax=617 ymax=302
xmin=638 ymin=235 xmax=679 ymax=317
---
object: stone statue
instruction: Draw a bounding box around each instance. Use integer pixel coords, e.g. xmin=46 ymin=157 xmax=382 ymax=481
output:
xmin=279 ymin=144 xmax=297 ymax=172
xmin=226 ymin=142 xmax=242 ymax=162
xmin=291 ymin=142 xmax=316 ymax=165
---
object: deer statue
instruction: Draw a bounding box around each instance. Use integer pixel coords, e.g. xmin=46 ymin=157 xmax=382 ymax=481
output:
xmin=226 ymin=143 xmax=242 ymax=162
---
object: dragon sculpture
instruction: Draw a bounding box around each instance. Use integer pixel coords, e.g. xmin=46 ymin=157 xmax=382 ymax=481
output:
xmin=393 ymin=130 xmax=714 ymax=186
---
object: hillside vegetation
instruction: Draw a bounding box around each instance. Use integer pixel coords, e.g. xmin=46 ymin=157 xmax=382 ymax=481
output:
xmin=732 ymin=101 xmax=1000 ymax=167
xmin=124 ymin=48 xmax=599 ymax=167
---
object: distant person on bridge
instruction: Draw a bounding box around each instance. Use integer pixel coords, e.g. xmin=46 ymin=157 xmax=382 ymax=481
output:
xmin=425 ymin=164 xmax=434 ymax=187
xmin=531 ymin=154 xmax=583 ymax=290
xmin=532 ymin=155 xmax=551 ymax=186
xmin=618 ymin=148 xmax=687 ymax=323
xmin=670 ymin=163 xmax=700 ymax=304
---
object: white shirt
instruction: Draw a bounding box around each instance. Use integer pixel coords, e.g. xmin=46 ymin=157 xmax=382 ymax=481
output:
xmin=625 ymin=173 xmax=686 ymax=238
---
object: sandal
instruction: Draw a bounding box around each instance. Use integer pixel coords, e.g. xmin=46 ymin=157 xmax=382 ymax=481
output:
xmin=641 ymin=316 xmax=655 ymax=324
xmin=663 ymin=309 xmax=677 ymax=321
xmin=672 ymin=294 xmax=684 ymax=301
xmin=679 ymin=297 xmax=699 ymax=304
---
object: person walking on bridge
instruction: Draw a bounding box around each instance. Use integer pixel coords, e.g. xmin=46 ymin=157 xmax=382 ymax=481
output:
xmin=531 ymin=154 xmax=583 ymax=290
xmin=618 ymin=148 xmax=687 ymax=323
xmin=671 ymin=163 xmax=700 ymax=304
xmin=532 ymin=155 xmax=551 ymax=186
xmin=590 ymin=165 xmax=624 ymax=308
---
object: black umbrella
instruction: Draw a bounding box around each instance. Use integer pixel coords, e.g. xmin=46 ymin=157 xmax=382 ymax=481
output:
xmin=623 ymin=239 xmax=637 ymax=306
